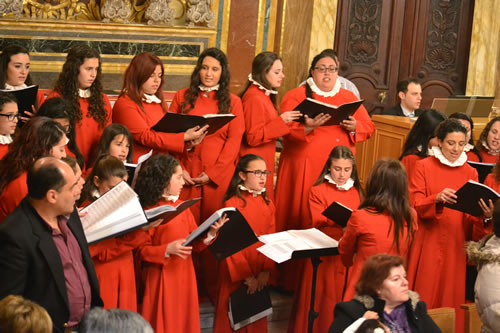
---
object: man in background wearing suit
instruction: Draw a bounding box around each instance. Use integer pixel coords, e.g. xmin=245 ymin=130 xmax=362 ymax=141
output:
xmin=0 ymin=157 xmax=102 ymax=333
xmin=383 ymin=78 xmax=423 ymax=117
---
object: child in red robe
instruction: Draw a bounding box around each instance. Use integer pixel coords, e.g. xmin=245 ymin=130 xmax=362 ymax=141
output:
xmin=0 ymin=92 xmax=18 ymax=160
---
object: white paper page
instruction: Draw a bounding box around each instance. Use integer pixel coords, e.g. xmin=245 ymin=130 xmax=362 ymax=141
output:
xmin=144 ymin=204 xmax=175 ymax=219
xmin=258 ymin=230 xmax=296 ymax=244
xmin=289 ymin=228 xmax=338 ymax=248
xmin=257 ymin=238 xmax=311 ymax=263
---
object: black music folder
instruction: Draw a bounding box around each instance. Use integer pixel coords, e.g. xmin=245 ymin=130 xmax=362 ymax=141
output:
xmin=468 ymin=161 xmax=495 ymax=183
xmin=321 ymin=201 xmax=353 ymax=227
xmin=229 ymin=285 xmax=272 ymax=330
xmin=293 ymin=98 xmax=363 ymax=126
xmin=0 ymin=85 xmax=38 ymax=119
xmin=152 ymin=112 xmax=235 ymax=135
xmin=145 ymin=198 xmax=200 ymax=223
xmin=444 ymin=180 xmax=500 ymax=216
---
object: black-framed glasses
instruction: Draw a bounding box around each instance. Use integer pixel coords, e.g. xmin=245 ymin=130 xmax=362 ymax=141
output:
xmin=244 ymin=170 xmax=271 ymax=177
xmin=314 ymin=66 xmax=338 ymax=73
xmin=0 ymin=113 xmax=19 ymax=121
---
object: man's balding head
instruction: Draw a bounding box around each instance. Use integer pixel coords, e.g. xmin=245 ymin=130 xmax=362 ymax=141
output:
xmin=27 ymin=157 xmax=72 ymax=200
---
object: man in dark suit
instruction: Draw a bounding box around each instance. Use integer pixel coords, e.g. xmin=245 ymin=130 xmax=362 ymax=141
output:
xmin=0 ymin=157 xmax=102 ymax=333
xmin=382 ymin=78 xmax=423 ymax=117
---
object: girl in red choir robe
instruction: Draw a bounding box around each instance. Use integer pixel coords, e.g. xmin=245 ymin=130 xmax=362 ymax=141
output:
xmin=472 ymin=117 xmax=500 ymax=163
xmin=112 ymin=52 xmax=207 ymax=163
xmin=0 ymin=117 xmax=67 ymax=223
xmin=37 ymin=97 xmax=85 ymax=169
xmin=0 ymin=92 xmax=19 ymax=160
xmin=399 ymin=109 xmax=446 ymax=178
xmin=169 ymin=47 xmax=245 ymax=223
xmin=275 ymin=49 xmax=374 ymax=290
xmin=48 ymin=45 xmax=112 ymax=167
xmin=407 ymin=119 xmax=494 ymax=333
xmin=289 ymin=146 xmax=362 ymax=333
xmin=78 ymin=155 xmax=151 ymax=311
xmin=339 ymin=158 xmax=417 ymax=301
xmin=135 ymin=154 xmax=226 ymax=333
xmin=213 ymin=154 xmax=276 ymax=333
xmin=0 ymin=45 xmax=45 ymax=116
xmin=92 ymin=123 xmax=134 ymax=164
xmin=239 ymin=52 xmax=301 ymax=200
xmin=449 ymin=112 xmax=482 ymax=163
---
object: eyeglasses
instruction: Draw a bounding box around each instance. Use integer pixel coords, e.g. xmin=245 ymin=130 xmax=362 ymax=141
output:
xmin=0 ymin=113 xmax=19 ymax=121
xmin=244 ymin=170 xmax=271 ymax=177
xmin=314 ymin=66 xmax=338 ymax=73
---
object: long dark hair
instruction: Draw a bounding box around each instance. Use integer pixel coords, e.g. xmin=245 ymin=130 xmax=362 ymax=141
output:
xmin=359 ymin=159 xmax=414 ymax=252
xmin=179 ymin=48 xmax=231 ymax=115
xmin=305 ymin=49 xmax=339 ymax=99
xmin=449 ymin=112 xmax=481 ymax=161
xmin=53 ymin=45 xmax=108 ymax=128
xmin=476 ymin=117 xmax=500 ymax=153
xmin=91 ymin=123 xmax=133 ymax=165
xmin=400 ymin=109 xmax=446 ymax=159
xmin=135 ymin=154 xmax=180 ymax=207
xmin=0 ymin=91 xmax=17 ymax=112
xmin=239 ymin=52 xmax=281 ymax=109
xmin=314 ymin=145 xmax=363 ymax=195
xmin=224 ymin=154 xmax=270 ymax=207
xmin=37 ymin=97 xmax=84 ymax=169
xmin=0 ymin=117 xmax=66 ymax=193
xmin=0 ymin=45 xmax=34 ymax=88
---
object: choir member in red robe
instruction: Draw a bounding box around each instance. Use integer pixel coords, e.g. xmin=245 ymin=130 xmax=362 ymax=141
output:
xmin=91 ymin=124 xmax=134 ymax=164
xmin=214 ymin=154 xmax=276 ymax=333
xmin=449 ymin=112 xmax=482 ymax=162
xmin=0 ymin=45 xmax=45 ymax=115
xmin=275 ymin=49 xmax=374 ymax=290
xmin=0 ymin=117 xmax=67 ymax=223
xmin=239 ymin=52 xmax=301 ymax=200
xmin=113 ymin=52 xmax=206 ymax=163
xmin=289 ymin=146 xmax=362 ymax=333
xmin=135 ymin=154 xmax=226 ymax=333
xmin=399 ymin=109 xmax=446 ymax=178
xmin=0 ymin=92 xmax=18 ymax=160
xmin=48 ymin=45 xmax=112 ymax=167
xmin=340 ymin=159 xmax=417 ymax=301
xmin=471 ymin=117 xmax=500 ymax=163
xmin=407 ymin=119 xmax=493 ymax=332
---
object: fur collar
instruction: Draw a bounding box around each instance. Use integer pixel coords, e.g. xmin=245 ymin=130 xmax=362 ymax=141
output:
xmin=466 ymin=235 xmax=500 ymax=269
xmin=353 ymin=290 xmax=420 ymax=311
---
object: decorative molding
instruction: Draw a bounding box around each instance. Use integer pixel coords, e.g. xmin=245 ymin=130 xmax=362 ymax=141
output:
xmin=346 ymin=0 xmax=381 ymax=65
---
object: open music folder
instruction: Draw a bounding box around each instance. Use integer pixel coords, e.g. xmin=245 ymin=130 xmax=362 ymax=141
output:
xmin=229 ymin=285 xmax=272 ymax=330
xmin=152 ymin=112 xmax=235 ymax=135
xmin=124 ymin=149 xmax=153 ymax=188
xmin=444 ymin=179 xmax=500 ymax=216
xmin=293 ymin=98 xmax=363 ymax=126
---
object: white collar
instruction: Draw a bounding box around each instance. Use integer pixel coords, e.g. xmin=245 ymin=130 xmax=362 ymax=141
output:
xmin=0 ymin=134 xmax=13 ymax=144
xmin=162 ymin=194 xmax=179 ymax=202
xmin=91 ymin=189 xmax=101 ymax=200
xmin=416 ymin=145 xmax=435 ymax=156
xmin=238 ymin=184 xmax=266 ymax=197
xmin=199 ymin=84 xmax=219 ymax=92
xmin=431 ymin=146 xmax=467 ymax=167
xmin=306 ymin=77 xmax=341 ymax=97
xmin=4 ymin=83 xmax=27 ymax=90
xmin=463 ymin=143 xmax=474 ymax=152
xmin=248 ymin=74 xmax=277 ymax=96
xmin=324 ymin=174 xmax=355 ymax=191
xmin=79 ymin=88 xmax=91 ymax=98
xmin=142 ymin=93 xmax=162 ymax=104
xmin=481 ymin=141 xmax=500 ymax=155
xmin=400 ymin=103 xmax=415 ymax=117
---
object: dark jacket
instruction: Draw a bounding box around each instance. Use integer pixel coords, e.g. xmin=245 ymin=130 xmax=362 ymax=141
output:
xmin=0 ymin=198 xmax=103 ymax=333
xmin=329 ymin=291 xmax=441 ymax=333
xmin=382 ymin=104 xmax=423 ymax=117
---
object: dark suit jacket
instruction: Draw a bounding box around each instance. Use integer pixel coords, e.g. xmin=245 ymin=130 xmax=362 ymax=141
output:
xmin=0 ymin=198 xmax=103 ymax=333
xmin=382 ymin=104 xmax=423 ymax=117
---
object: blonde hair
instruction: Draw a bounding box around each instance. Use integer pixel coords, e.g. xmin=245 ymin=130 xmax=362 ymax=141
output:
xmin=0 ymin=295 xmax=53 ymax=333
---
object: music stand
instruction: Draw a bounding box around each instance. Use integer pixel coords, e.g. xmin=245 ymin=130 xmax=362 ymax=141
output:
xmin=292 ymin=247 xmax=339 ymax=333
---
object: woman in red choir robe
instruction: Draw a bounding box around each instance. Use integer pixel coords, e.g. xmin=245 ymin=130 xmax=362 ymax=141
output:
xmin=0 ymin=45 xmax=45 ymax=113
xmin=339 ymin=159 xmax=416 ymax=301
xmin=407 ymin=119 xmax=493 ymax=333
xmin=135 ymin=154 xmax=226 ymax=333
xmin=0 ymin=92 xmax=19 ymax=160
xmin=169 ymin=47 xmax=245 ymax=223
xmin=472 ymin=117 xmax=500 ymax=163
xmin=483 ymin=160 xmax=500 ymax=239
xmin=399 ymin=109 xmax=446 ymax=178
xmin=275 ymin=49 xmax=374 ymax=290
xmin=214 ymin=154 xmax=276 ymax=333
xmin=449 ymin=112 xmax=482 ymax=163
xmin=79 ymin=155 xmax=150 ymax=311
xmin=239 ymin=52 xmax=301 ymax=200
xmin=48 ymin=45 xmax=111 ymax=167
xmin=112 ymin=52 xmax=206 ymax=163
xmin=0 ymin=117 xmax=67 ymax=223
xmin=289 ymin=146 xmax=362 ymax=333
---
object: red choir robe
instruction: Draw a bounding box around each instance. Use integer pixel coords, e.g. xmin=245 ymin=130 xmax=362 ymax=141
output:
xmin=401 ymin=153 xmax=425 ymax=181
xmin=169 ymin=89 xmax=245 ymax=223
xmin=478 ymin=150 xmax=499 ymax=163
xmin=47 ymin=91 xmax=112 ymax=166
xmin=0 ymin=144 xmax=7 ymax=160
xmin=36 ymin=90 xmax=45 ymax=108
xmin=239 ymin=84 xmax=290 ymax=200
xmin=476 ymin=173 xmax=498 ymax=240
xmin=339 ymin=207 xmax=416 ymax=301
xmin=214 ymin=192 xmax=276 ymax=333
xmin=0 ymin=134 xmax=12 ymax=160
xmin=112 ymin=94 xmax=185 ymax=163
xmin=137 ymin=198 xmax=203 ymax=333
xmin=0 ymin=172 xmax=27 ymax=223
xmin=288 ymin=181 xmax=360 ymax=333
xmin=407 ymin=156 xmax=482 ymax=333
xmin=275 ymin=85 xmax=374 ymax=290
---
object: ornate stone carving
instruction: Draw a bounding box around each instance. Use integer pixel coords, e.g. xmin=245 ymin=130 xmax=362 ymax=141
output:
xmin=346 ymin=0 xmax=381 ymax=65
xmin=185 ymin=0 xmax=213 ymax=27
xmin=145 ymin=0 xmax=175 ymax=25
xmin=101 ymin=0 xmax=132 ymax=22
xmin=425 ymin=0 xmax=458 ymax=71
xmin=0 ymin=0 xmax=23 ymax=17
